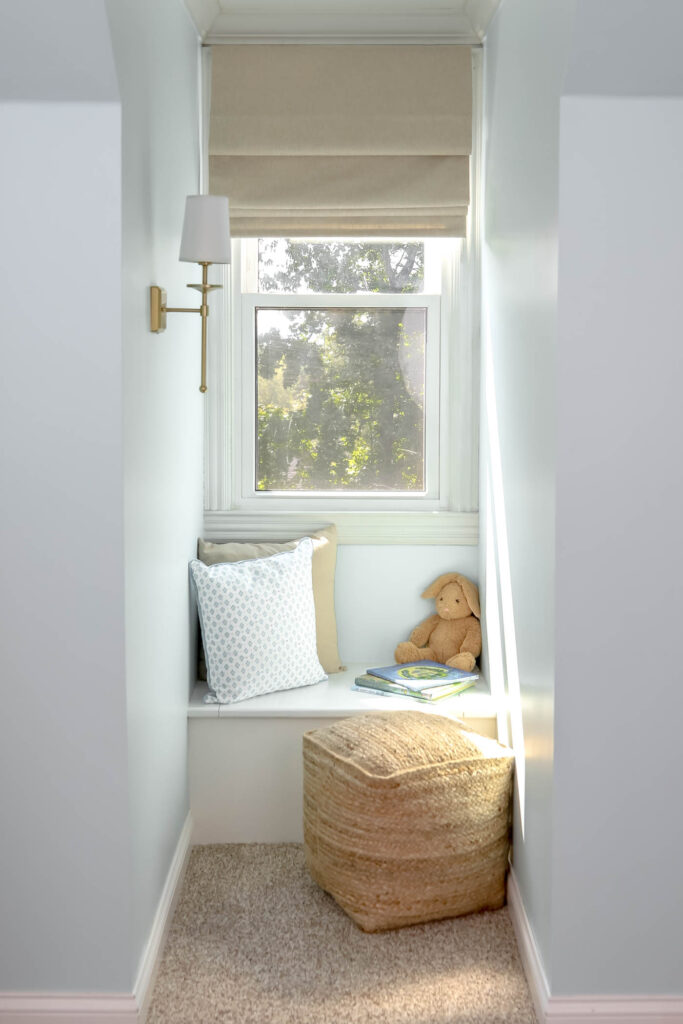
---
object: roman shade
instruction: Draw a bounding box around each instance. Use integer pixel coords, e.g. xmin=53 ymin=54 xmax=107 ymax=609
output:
xmin=209 ymin=45 xmax=472 ymax=237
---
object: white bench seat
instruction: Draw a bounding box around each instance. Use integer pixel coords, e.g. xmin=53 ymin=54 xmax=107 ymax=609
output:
xmin=189 ymin=663 xmax=495 ymax=720
xmin=188 ymin=664 xmax=499 ymax=844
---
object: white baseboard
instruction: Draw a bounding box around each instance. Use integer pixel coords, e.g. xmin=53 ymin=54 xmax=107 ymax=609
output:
xmin=0 ymin=994 xmax=138 ymax=1023
xmin=133 ymin=812 xmax=194 ymax=1022
xmin=0 ymin=813 xmax=193 ymax=1024
xmin=507 ymin=869 xmax=683 ymax=1024
xmin=507 ymin=868 xmax=550 ymax=1023
xmin=546 ymin=997 xmax=683 ymax=1024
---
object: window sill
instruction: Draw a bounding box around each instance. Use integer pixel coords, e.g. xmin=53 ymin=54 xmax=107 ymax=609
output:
xmin=189 ymin=663 xmax=495 ymax=722
xmin=203 ymin=509 xmax=478 ymax=545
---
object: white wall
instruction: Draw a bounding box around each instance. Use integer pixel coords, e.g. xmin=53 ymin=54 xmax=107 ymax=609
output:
xmin=480 ymin=0 xmax=577 ymax=981
xmin=104 ymin=0 xmax=203 ymax=983
xmin=335 ymin=545 xmax=479 ymax=665
xmin=0 ymin=0 xmax=132 ymax=991
xmin=552 ymin=0 xmax=683 ymax=996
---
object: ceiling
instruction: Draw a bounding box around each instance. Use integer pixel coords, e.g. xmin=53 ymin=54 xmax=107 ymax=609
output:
xmin=183 ymin=0 xmax=502 ymax=43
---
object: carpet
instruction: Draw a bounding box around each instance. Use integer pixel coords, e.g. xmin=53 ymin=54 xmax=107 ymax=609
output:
xmin=147 ymin=844 xmax=537 ymax=1024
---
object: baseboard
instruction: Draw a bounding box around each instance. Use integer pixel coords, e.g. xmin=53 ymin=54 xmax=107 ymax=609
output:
xmin=0 ymin=813 xmax=193 ymax=1024
xmin=0 ymin=994 xmax=137 ymax=1023
xmin=507 ymin=868 xmax=550 ymax=1023
xmin=133 ymin=812 xmax=194 ymax=1022
xmin=546 ymin=997 xmax=683 ymax=1023
xmin=507 ymin=870 xmax=683 ymax=1024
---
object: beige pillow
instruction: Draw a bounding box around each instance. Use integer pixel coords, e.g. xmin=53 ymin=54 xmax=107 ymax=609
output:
xmin=196 ymin=526 xmax=344 ymax=677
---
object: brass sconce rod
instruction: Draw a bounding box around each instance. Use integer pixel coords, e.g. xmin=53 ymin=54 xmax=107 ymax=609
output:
xmin=150 ymin=262 xmax=221 ymax=393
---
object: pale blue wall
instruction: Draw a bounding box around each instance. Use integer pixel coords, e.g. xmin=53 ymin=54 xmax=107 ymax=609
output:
xmin=335 ymin=545 xmax=479 ymax=665
xmin=552 ymin=0 xmax=683 ymax=995
xmin=105 ymin=0 xmax=204 ymax=984
xmin=480 ymin=0 xmax=577 ymax=984
xmin=0 ymin=0 xmax=131 ymax=990
xmin=483 ymin=0 xmax=683 ymax=998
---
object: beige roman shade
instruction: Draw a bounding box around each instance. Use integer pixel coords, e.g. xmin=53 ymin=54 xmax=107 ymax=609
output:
xmin=209 ymin=45 xmax=472 ymax=237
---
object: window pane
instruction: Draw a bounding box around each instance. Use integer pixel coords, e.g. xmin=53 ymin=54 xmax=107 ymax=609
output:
xmin=257 ymin=239 xmax=424 ymax=294
xmin=256 ymin=307 xmax=427 ymax=492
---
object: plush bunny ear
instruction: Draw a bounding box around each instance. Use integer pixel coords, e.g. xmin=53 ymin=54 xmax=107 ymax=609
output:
xmin=421 ymin=572 xmax=481 ymax=619
xmin=421 ymin=573 xmax=462 ymax=600
xmin=456 ymin=574 xmax=481 ymax=620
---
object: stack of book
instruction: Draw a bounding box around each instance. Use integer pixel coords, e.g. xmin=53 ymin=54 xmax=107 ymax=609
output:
xmin=353 ymin=660 xmax=478 ymax=703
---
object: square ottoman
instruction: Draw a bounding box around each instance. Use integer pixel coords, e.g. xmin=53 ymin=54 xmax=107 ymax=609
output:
xmin=303 ymin=709 xmax=514 ymax=932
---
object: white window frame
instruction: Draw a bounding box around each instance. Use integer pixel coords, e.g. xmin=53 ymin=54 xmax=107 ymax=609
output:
xmin=239 ymin=267 xmax=442 ymax=511
xmin=203 ymin=53 xmax=481 ymax=546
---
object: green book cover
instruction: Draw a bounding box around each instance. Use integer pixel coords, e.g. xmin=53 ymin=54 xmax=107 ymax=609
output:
xmin=366 ymin=660 xmax=478 ymax=690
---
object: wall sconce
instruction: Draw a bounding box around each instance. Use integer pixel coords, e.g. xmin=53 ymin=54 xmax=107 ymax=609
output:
xmin=149 ymin=195 xmax=231 ymax=393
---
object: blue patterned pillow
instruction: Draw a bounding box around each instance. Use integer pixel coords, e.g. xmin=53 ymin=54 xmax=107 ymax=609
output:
xmin=190 ymin=537 xmax=326 ymax=704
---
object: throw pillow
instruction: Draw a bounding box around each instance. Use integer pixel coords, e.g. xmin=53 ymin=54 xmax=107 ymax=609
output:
xmin=197 ymin=525 xmax=343 ymax=675
xmin=190 ymin=538 xmax=326 ymax=704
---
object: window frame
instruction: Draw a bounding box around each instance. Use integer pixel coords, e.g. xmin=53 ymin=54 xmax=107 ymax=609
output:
xmin=241 ymin=283 xmax=442 ymax=510
xmin=204 ymin=237 xmax=477 ymax=543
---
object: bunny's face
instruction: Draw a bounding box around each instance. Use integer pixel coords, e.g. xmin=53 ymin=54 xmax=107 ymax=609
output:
xmin=435 ymin=581 xmax=472 ymax=621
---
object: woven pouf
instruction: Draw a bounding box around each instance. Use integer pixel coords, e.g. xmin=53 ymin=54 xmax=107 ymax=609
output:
xmin=303 ymin=710 xmax=514 ymax=932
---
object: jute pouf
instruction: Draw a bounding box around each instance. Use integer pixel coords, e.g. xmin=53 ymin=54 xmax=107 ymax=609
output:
xmin=303 ymin=710 xmax=514 ymax=932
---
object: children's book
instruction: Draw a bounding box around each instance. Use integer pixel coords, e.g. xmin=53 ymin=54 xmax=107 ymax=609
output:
xmin=354 ymin=673 xmax=477 ymax=701
xmin=365 ymin=660 xmax=478 ymax=691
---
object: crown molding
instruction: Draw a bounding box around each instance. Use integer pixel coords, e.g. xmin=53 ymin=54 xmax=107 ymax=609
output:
xmin=465 ymin=0 xmax=502 ymax=39
xmin=183 ymin=0 xmax=220 ymax=39
xmin=204 ymin=33 xmax=482 ymax=44
xmin=186 ymin=1 xmax=500 ymax=43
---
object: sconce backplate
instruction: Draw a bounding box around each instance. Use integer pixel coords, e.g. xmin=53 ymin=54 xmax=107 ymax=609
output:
xmin=150 ymin=286 xmax=167 ymax=333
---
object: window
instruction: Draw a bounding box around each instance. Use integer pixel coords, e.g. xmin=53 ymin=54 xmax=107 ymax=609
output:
xmin=203 ymin=45 xmax=481 ymax=544
xmin=204 ymin=235 xmax=478 ymax=544
xmin=249 ymin=239 xmax=439 ymax=499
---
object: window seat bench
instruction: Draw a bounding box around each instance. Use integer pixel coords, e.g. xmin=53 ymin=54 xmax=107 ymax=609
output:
xmin=188 ymin=664 xmax=498 ymax=844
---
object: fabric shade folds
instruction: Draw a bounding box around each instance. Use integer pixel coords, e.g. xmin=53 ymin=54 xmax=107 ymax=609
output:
xmin=209 ymin=44 xmax=472 ymax=237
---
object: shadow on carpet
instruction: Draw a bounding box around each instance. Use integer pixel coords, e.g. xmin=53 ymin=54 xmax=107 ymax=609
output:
xmin=147 ymin=844 xmax=537 ymax=1024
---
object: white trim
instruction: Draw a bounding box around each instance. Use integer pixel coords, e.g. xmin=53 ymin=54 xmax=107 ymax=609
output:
xmin=205 ymin=32 xmax=484 ymax=45
xmin=134 ymin=813 xmax=194 ymax=1023
xmin=507 ymin=869 xmax=683 ymax=1024
xmin=507 ymin=868 xmax=550 ymax=1024
xmin=206 ymin=236 xmax=479 ymax=542
xmin=198 ymin=46 xmax=211 ymax=194
xmin=0 ymin=994 xmax=137 ymax=1023
xmin=0 ymin=815 xmax=193 ymax=1024
xmin=546 ymin=998 xmax=683 ymax=1024
xmin=460 ymin=46 xmax=483 ymax=512
xmin=182 ymin=0 xmax=219 ymax=40
xmin=185 ymin=0 xmax=500 ymax=43
xmin=203 ymin=509 xmax=478 ymax=545
xmin=465 ymin=0 xmax=502 ymax=40
xmin=203 ymin=15 xmax=485 ymax=45
xmin=205 ymin=262 xmax=232 ymax=511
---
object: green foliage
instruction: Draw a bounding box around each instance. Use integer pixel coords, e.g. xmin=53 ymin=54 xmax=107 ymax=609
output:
xmin=258 ymin=240 xmax=424 ymax=294
xmin=256 ymin=242 xmax=426 ymax=492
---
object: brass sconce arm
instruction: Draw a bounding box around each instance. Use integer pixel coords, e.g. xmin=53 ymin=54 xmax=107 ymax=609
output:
xmin=149 ymin=262 xmax=221 ymax=393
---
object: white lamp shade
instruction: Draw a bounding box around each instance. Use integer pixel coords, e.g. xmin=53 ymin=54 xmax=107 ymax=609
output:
xmin=179 ymin=195 xmax=231 ymax=264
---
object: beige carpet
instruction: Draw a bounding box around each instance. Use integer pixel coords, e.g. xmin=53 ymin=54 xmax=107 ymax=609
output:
xmin=148 ymin=844 xmax=537 ymax=1024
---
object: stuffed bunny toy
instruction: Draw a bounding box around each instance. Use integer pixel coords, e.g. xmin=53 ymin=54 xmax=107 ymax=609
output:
xmin=395 ymin=572 xmax=481 ymax=673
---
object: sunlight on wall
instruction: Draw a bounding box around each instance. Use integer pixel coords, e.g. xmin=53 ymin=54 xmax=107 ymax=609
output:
xmin=485 ymin=494 xmax=509 ymax=748
xmin=482 ymin=315 xmax=526 ymax=833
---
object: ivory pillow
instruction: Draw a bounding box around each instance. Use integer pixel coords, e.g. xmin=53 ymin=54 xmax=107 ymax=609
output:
xmin=197 ymin=525 xmax=343 ymax=675
xmin=190 ymin=538 xmax=326 ymax=704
